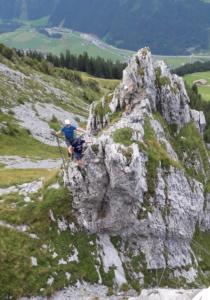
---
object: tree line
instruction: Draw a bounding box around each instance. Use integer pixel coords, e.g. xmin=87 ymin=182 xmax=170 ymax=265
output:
xmin=174 ymin=60 xmax=210 ymax=77
xmin=48 ymin=0 xmax=210 ymax=55
xmin=173 ymin=60 xmax=210 ymax=143
xmin=186 ymin=83 xmax=210 ymax=143
xmin=15 ymin=49 xmax=126 ymax=79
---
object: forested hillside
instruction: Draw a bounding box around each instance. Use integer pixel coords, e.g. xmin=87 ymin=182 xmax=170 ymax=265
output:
xmin=0 ymin=0 xmax=210 ymax=55
xmin=49 ymin=0 xmax=210 ymax=55
xmin=0 ymin=0 xmax=57 ymax=20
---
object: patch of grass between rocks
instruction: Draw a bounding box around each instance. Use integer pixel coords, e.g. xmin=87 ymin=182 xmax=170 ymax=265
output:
xmin=0 ymin=184 xmax=99 ymax=299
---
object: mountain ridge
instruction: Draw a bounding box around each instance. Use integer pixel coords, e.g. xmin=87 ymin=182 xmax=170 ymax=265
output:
xmin=1 ymin=45 xmax=210 ymax=298
xmin=0 ymin=0 xmax=210 ymax=55
xmin=67 ymin=48 xmax=210 ymax=289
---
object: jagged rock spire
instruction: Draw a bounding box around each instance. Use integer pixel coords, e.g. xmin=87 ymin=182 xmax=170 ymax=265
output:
xmin=88 ymin=48 xmax=205 ymax=134
xmin=69 ymin=48 xmax=210 ymax=286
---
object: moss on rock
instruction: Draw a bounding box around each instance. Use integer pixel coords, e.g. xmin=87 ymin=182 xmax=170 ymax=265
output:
xmin=143 ymin=118 xmax=178 ymax=197
xmin=113 ymin=127 xmax=133 ymax=146
xmin=173 ymin=122 xmax=209 ymax=182
xmin=155 ymin=67 xmax=171 ymax=88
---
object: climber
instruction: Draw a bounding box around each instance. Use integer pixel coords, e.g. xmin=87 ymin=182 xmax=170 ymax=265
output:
xmin=56 ymin=119 xmax=86 ymax=157
xmin=71 ymin=135 xmax=86 ymax=167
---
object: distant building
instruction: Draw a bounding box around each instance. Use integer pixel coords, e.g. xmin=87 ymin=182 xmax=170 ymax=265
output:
xmin=193 ymin=79 xmax=208 ymax=86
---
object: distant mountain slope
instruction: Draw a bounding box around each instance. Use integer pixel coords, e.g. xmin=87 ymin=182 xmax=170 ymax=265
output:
xmin=0 ymin=0 xmax=210 ymax=55
xmin=49 ymin=0 xmax=210 ymax=55
xmin=0 ymin=0 xmax=57 ymax=20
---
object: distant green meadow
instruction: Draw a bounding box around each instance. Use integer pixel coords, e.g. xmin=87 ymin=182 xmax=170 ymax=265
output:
xmin=1 ymin=20 xmax=210 ymax=102
xmin=0 ymin=25 xmax=133 ymax=62
xmin=154 ymin=55 xmax=210 ymax=69
xmin=1 ymin=20 xmax=210 ymax=68
xmin=184 ymin=71 xmax=210 ymax=101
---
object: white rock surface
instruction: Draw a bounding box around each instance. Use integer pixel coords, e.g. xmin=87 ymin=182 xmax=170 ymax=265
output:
xmin=98 ymin=234 xmax=127 ymax=287
xmin=68 ymin=48 xmax=209 ymax=285
xmin=48 ymin=182 xmax=60 ymax=190
xmin=0 ymin=180 xmax=43 ymax=196
xmin=0 ymin=220 xmax=30 ymax=234
xmin=0 ymin=220 xmax=39 ymax=240
xmin=201 ymin=194 xmax=210 ymax=231
xmin=65 ymin=272 xmax=71 ymax=280
xmin=191 ymin=109 xmax=206 ymax=135
xmin=49 ymin=209 xmax=56 ymax=222
xmin=133 ymin=289 xmax=199 ymax=300
xmin=0 ymin=156 xmax=61 ymax=169
xmin=192 ymin=287 xmax=210 ymax=300
xmin=58 ymin=258 xmax=67 ymax=265
xmin=20 ymin=286 xmax=201 ymax=300
xmin=31 ymin=257 xmax=38 ymax=267
xmin=52 ymin=252 xmax=58 ymax=259
xmin=58 ymin=217 xmax=68 ymax=232
xmin=19 ymin=181 xmax=43 ymax=196
xmin=68 ymin=247 xmax=79 ymax=263
xmin=47 ymin=277 xmax=54 ymax=286
xmin=12 ymin=102 xmax=77 ymax=145
xmin=11 ymin=101 xmax=85 ymax=146
xmin=0 ymin=62 xmax=26 ymax=86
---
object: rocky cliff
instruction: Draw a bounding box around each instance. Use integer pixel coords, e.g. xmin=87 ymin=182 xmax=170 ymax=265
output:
xmin=67 ymin=48 xmax=210 ymax=291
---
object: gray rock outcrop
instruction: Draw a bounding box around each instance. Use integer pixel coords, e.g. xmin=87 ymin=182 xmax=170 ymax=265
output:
xmin=12 ymin=102 xmax=78 ymax=145
xmin=88 ymin=48 xmax=193 ymax=133
xmin=67 ymin=48 xmax=210 ymax=289
xmin=191 ymin=109 xmax=206 ymax=135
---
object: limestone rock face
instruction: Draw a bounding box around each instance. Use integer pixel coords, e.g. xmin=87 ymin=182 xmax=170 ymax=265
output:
xmin=109 ymin=48 xmax=157 ymax=113
xmin=68 ymin=48 xmax=210 ymax=287
xmin=136 ymin=288 xmax=200 ymax=300
xmin=69 ymin=139 xmax=147 ymax=233
xmin=154 ymin=60 xmax=191 ymax=130
xmin=191 ymin=109 xmax=206 ymax=135
xmin=88 ymin=48 xmax=196 ymax=133
xmin=201 ymin=194 xmax=210 ymax=232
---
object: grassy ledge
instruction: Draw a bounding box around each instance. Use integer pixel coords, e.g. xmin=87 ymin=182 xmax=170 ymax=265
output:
xmin=0 ymin=116 xmax=60 ymax=159
xmin=153 ymin=112 xmax=210 ymax=183
xmin=0 ymin=168 xmax=58 ymax=188
xmin=112 ymin=127 xmax=133 ymax=146
xmin=191 ymin=226 xmax=210 ymax=286
xmin=0 ymin=182 xmax=99 ymax=299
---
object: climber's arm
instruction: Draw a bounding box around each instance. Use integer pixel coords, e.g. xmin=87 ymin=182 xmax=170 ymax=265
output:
xmin=55 ymin=130 xmax=62 ymax=136
xmin=76 ymin=127 xmax=87 ymax=134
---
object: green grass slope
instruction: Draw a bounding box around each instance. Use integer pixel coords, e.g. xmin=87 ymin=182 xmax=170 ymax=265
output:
xmin=0 ymin=25 xmax=133 ymax=62
xmin=0 ymin=178 xmax=99 ymax=299
xmin=0 ymin=46 xmax=120 ymax=297
xmin=184 ymin=71 xmax=210 ymax=101
xmin=1 ymin=17 xmax=210 ymax=68
xmin=1 ymin=25 xmax=210 ymax=68
xmin=0 ymin=46 xmax=119 ymax=159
